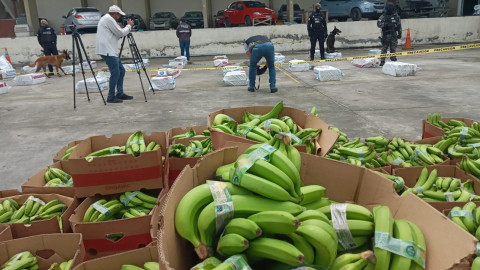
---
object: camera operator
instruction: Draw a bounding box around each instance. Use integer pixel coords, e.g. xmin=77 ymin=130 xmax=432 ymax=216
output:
xmin=96 ymin=5 xmax=134 ymax=104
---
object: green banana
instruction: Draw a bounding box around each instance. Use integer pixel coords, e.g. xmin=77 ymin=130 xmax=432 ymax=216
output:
xmin=224 ymin=218 xmax=262 ymax=240
xmin=248 ymin=211 xmax=300 ymax=235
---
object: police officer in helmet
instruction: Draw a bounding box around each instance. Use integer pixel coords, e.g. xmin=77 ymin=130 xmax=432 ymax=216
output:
xmin=377 ymin=3 xmax=402 ymax=66
xmin=308 ymin=3 xmax=327 ymax=61
xmin=37 ymin=19 xmax=58 ymax=75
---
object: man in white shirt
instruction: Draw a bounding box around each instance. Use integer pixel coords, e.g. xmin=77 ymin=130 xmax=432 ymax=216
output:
xmin=96 ymin=5 xmax=134 ymax=103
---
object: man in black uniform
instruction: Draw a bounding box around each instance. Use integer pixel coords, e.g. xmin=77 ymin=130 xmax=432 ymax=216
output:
xmin=37 ymin=19 xmax=58 ymax=75
xmin=377 ymin=2 xmax=402 ymax=66
xmin=308 ymin=3 xmax=327 ymax=61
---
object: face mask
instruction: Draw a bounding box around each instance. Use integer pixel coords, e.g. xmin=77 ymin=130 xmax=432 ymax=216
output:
xmin=316 ymin=8 xmax=321 ymax=13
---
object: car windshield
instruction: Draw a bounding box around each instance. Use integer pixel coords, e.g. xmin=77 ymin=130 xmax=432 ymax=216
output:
xmin=154 ymin=13 xmax=171 ymax=18
xmin=244 ymin=1 xmax=266 ymax=8
xmin=75 ymin=8 xmax=99 ymax=13
xmin=280 ymin=4 xmax=301 ymax=11
xmin=185 ymin=12 xmax=203 ymax=18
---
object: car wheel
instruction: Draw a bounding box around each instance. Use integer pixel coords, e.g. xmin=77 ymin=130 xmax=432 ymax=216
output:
xmin=245 ymin=16 xmax=252 ymax=26
xmin=225 ymin=18 xmax=231 ymax=27
xmin=350 ymin=8 xmax=362 ymax=21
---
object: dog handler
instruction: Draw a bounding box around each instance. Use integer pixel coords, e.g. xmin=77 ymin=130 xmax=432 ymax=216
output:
xmin=244 ymin=35 xmax=277 ymax=93
xmin=37 ymin=19 xmax=58 ymax=76
xmin=96 ymin=5 xmax=134 ymax=103
xmin=308 ymin=3 xmax=327 ymax=61
xmin=378 ymin=2 xmax=402 ymax=66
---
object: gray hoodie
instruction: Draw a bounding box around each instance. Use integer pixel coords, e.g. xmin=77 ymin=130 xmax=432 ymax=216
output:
xmin=176 ymin=22 xmax=192 ymax=42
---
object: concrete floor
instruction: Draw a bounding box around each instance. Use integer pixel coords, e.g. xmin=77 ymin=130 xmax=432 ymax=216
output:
xmin=1 ymin=44 xmax=479 ymax=190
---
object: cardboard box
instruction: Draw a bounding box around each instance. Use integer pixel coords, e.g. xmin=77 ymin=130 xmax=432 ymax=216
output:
xmin=0 ymin=233 xmax=85 ymax=270
xmin=414 ymin=136 xmax=443 ymax=145
xmin=69 ymin=187 xmax=167 ymax=260
xmin=422 ymin=118 xmax=475 ymax=139
xmin=68 ymin=132 xmax=167 ymax=198
xmin=165 ymin=137 xmax=207 ymax=187
xmin=22 ymin=160 xmax=75 ymax=198
xmin=166 ymin=126 xmax=208 ymax=145
xmin=370 ymin=165 xmax=392 ymax=174
xmin=0 ymin=224 xmax=13 ymax=243
xmin=53 ymin=140 xmax=84 ymax=163
xmin=72 ymin=245 xmax=157 ymax=270
xmin=0 ymin=192 xmax=78 ymax=238
xmin=208 ymin=106 xmax=338 ymax=156
xmin=158 ymin=146 xmax=476 ymax=270
xmin=393 ymin=165 xmax=480 ymax=209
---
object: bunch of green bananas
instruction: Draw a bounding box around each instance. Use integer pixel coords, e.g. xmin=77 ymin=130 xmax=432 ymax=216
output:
xmin=125 ymin=131 xmax=161 ymax=157
xmin=378 ymin=137 xmax=445 ymax=167
xmin=376 ymin=172 xmax=405 ymax=193
xmin=448 ymin=202 xmax=480 ymax=241
xmin=402 ymin=168 xmax=477 ymax=202
xmin=329 ymin=251 xmax=375 ymax=270
xmin=172 ymin=129 xmax=210 ymax=139
xmin=47 ymin=259 xmax=73 ymax=270
xmin=427 ymin=113 xmax=480 ymax=133
xmin=169 ymin=138 xmax=213 ymax=158
xmin=44 ymin=167 xmax=73 ymax=187
xmin=119 ymin=262 xmax=159 ymax=270
xmin=428 ymin=129 xmax=480 ymax=160
xmin=0 ymin=198 xmax=66 ymax=225
xmin=460 ymin=155 xmax=480 ymax=177
xmin=326 ymin=139 xmax=384 ymax=169
xmin=83 ymin=191 xmax=157 ymax=223
xmin=1 ymin=251 xmax=38 ymax=270
xmin=329 ymin=126 xmax=349 ymax=153
xmin=372 ymin=206 xmax=426 ymax=270
xmin=61 ymin=145 xmax=77 ymax=160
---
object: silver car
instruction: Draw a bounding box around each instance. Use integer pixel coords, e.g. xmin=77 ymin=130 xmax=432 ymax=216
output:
xmin=320 ymin=0 xmax=385 ymax=21
xmin=150 ymin=12 xmax=179 ymax=30
xmin=63 ymin=7 xmax=102 ymax=34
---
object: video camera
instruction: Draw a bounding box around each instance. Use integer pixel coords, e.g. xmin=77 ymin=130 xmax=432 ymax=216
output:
xmin=120 ymin=15 xmax=139 ymax=31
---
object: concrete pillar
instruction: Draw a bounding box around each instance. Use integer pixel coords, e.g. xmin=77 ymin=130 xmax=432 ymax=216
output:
xmin=24 ymin=0 xmax=39 ymax=31
xmin=287 ymin=0 xmax=294 ymax=22
xmin=202 ymin=0 xmax=212 ymax=28
xmin=269 ymin=0 xmax=274 ymax=9
xmin=81 ymin=0 xmax=88 ymax=7
xmin=144 ymin=0 xmax=151 ymax=29
xmin=113 ymin=0 xmax=122 ymax=9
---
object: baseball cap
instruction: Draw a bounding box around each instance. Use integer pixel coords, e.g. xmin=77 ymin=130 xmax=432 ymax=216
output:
xmin=108 ymin=5 xmax=125 ymax=16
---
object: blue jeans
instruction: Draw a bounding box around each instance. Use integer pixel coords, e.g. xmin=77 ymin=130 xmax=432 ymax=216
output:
xmin=180 ymin=41 xmax=190 ymax=61
xmin=101 ymin=55 xmax=125 ymax=98
xmin=249 ymin=42 xmax=276 ymax=89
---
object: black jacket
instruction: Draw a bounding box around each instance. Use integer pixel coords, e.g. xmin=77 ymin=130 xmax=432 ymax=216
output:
xmin=308 ymin=12 xmax=327 ymax=35
xmin=37 ymin=26 xmax=57 ymax=46
xmin=176 ymin=22 xmax=192 ymax=42
xmin=377 ymin=13 xmax=402 ymax=37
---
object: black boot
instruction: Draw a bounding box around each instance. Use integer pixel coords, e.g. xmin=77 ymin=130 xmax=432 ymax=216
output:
xmin=248 ymin=87 xmax=255 ymax=92
xmin=380 ymin=61 xmax=385 ymax=67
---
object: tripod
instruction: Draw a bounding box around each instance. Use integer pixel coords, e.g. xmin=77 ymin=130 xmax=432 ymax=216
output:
xmin=69 ymin=24 xmax=106 ymax=109
xmin=119 ymin=33 xmax=154 ymax=102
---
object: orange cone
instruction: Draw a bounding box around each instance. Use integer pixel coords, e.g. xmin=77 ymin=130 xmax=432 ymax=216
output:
xmin=403 ymin=28 xmax=413 ymax=50
xmin=4 ymin=48 xmax=11 ymax=64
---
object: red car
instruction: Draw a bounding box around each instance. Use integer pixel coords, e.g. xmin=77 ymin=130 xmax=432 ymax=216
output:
xmin=223 ymin=1 xmax=277 ymax=27
xmin=214 ymin=10 xmax=225 ymax=28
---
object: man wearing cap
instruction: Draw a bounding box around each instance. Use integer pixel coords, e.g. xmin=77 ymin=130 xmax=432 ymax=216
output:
xmin=37 ymin=19 xmax=58 ymax=76
xmin=176 ymin=17 xmax=192 ymax=64
xmin=308 ymin=3 xmax=327 ymax=60
xmin=244 ymin=35 xmax=277 ymax=93
xmin=96 ymin=5 xmax=134 ymax=104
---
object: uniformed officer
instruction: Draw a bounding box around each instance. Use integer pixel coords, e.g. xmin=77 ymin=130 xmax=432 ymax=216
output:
xmin=377 ymin=3 xmax=402 ymax=66
xmin=308 ymin=3 xmax=327 ymax=61
xmin=37 ymin=19 xmax=58 ymax=75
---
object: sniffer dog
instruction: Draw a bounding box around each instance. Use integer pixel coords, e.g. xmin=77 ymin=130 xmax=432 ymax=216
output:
xmin=26 ymin=50 xmax=71 ymax=77
xmin=326 ymin=26 xmax=342 ymax=53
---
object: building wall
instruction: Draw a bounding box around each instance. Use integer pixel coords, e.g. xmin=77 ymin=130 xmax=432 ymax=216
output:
xmin=150 ymin=0 xmax=203 ymax=19
xmin=2 ymin=15 xmax=479 ymax=64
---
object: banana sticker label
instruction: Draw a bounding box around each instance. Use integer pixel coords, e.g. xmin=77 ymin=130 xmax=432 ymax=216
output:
xmin=331 ymin=204 xmax=358 ymax=250
xmin=232 ymin=144 xmax=275 ymax=185
xmin=374 ymin=232 xmax=426 ymax=268
xmin=207 ymin=180 xmax=234 ymax=239
xmin=223 ymin=255 xmax=252 ymax=270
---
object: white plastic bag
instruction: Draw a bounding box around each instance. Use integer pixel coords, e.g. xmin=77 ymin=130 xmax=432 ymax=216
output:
xmin=169 ymin=60 xmax=185 ymax=69
xmin=214 ymin=59 xmax=229 ymax=67
xmin=289 ymin=60 xmax=310 ymax=72
xmin=0 ymin=69 xmax=16 ymax=79
xmin=75 ymin=77 xmax=108 ymax=93
xmin=275 ymin=53 xmax=286 ymax=64
xmin=142 ymin=59 xmax=150 ymax=67
xmin=325 ymin=52 xmax=342 ymax=59
xmin=79 ymin=61 xmax=97 ymax=69
xmin=22 ymin=66 xmax=43 ymax=73
xmin=222 ymin=65 xmax=243 ymax=76
xmin=13 ymin=73 xmax=46 ymax=85
xmin=0 ymin=81 xmax=11 ymax=94
xmin=314 ymin=66 xmax=344 ymax=82
xmin=0 ymin=55 xmax=13 ymax=70
xmin=352 ymin=58 xmax=380 ymax=68
xmin=96 ymin=72 xmax=111 ymax=81
xmin=157 ymin=69 xmax=181 ymax=79
xmin=150 ymin=76 xmax=175 ymax=90
xmin=214 ymin=55 xmax=227 ymax=60
xmin=63 ymin=65 xmax=80 ymax=74
xmin=369 ymin=49 xmax=389 ymax=55
xmin=223 ymin=71 xmax=249 ymax=86
xmin=382 ymin=62 xmax=418 ymax=77
xmin=175 ymin=56 xmax=188 ymax=66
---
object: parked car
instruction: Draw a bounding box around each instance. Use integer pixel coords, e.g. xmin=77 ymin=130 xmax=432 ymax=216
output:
xmin=223 ymin=1 xmax=277 ymax=27
xmin=150 ymin=12 xmax=179 ymax=30
xmin=319 ymin=0 xmax=385 ymax=21
xmin=63 ymin=7 xmax=101 ymax=34
xmin=183 ymin=11 xmax=204 ymax=28
xmin=122 ymin=14 xmax=147 ymax=30
xmin=278 ymin=4 xmax=304 ymax=23
xmin=214 ymin=10 xmax=226 ymax=28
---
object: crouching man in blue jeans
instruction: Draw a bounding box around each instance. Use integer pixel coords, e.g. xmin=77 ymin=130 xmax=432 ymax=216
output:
xmin=244 ymin=35 xmax=277 ymax=93
xmin=96 ymin=5 xmax=134 ymax=103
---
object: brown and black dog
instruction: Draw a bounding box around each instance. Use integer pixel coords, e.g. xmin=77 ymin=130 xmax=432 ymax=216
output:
xmin=26 ymin=50 xmax=71 ymax=78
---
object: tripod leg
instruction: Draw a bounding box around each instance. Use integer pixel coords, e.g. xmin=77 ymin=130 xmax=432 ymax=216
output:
xmin=72 ymin=34 xmax=76 ymax=110
xmin=127 ymin=34 xmax=148 ymax=102
xmin=118 ymin=36 xmax=126 ymax=59
xmin=130 ymin=35 xmax=155 ymax=94
xmin=77 ymin=33 xmax=106 ymax=105
xmin=74 ymin=35 xmax=91 ymax=102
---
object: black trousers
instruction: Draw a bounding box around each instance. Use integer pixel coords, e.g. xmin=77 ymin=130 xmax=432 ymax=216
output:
xmin=42 ymin=43 xmax=58 ymax=73
xmin=310 ymin=31 xmax=325 ymax=60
